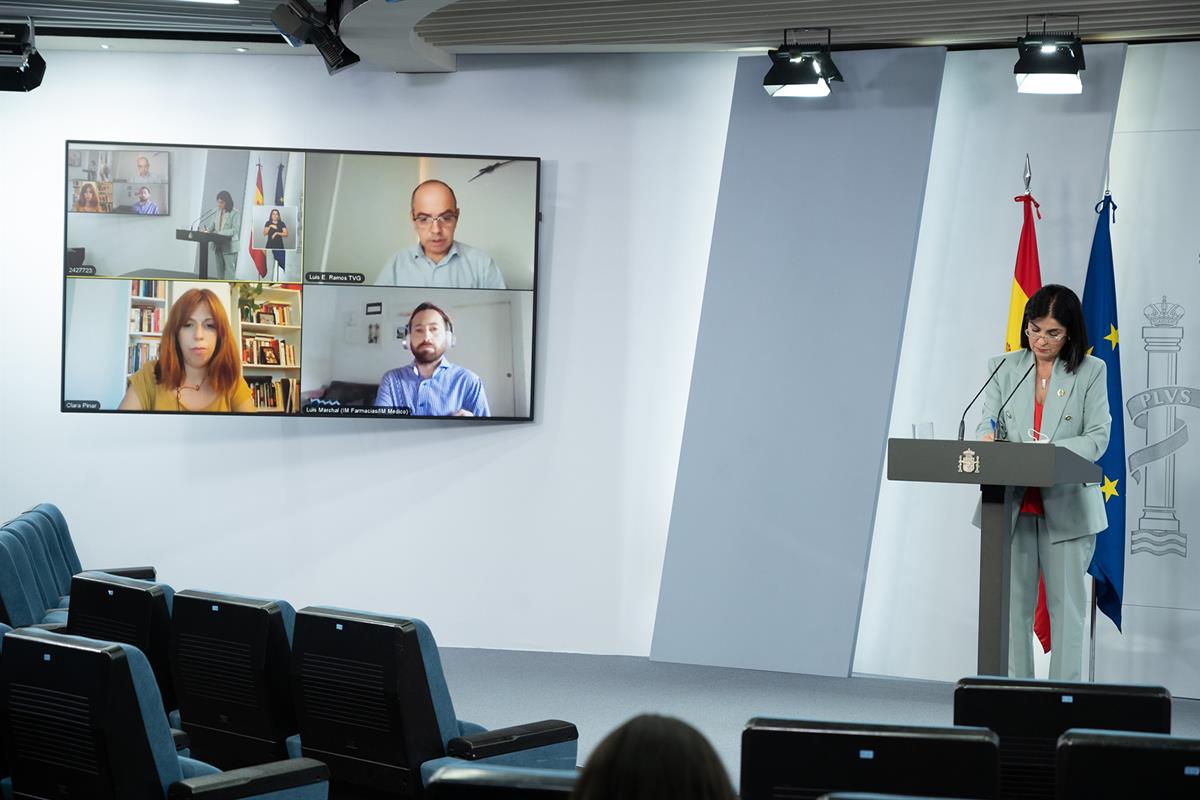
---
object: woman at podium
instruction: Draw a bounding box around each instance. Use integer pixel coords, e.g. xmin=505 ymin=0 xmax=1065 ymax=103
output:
xmin=976 ymin=284 xmax=1110 ymax=681
xmin=205 ymin=190 xmax=241 ymax=279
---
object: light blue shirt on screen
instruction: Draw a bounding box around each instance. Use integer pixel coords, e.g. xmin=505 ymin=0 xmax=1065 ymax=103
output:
xmin=377 ymin=241 xmax=507 ymax=289
xmin=375 ymin=359 xmax=490 ymax=417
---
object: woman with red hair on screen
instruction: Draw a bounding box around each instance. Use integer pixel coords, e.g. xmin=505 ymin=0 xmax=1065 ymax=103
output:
xmin=73 ymin=181 xmax=101 ymax=212
xmin=118 ymin=288 xmax=255 ymax=413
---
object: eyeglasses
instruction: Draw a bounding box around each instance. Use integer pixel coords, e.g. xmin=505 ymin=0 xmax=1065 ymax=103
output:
xmin=1026 ymin=325 xmax=1066 ymax=343
xmin=412 ymin=212 xmax=459 ymax=227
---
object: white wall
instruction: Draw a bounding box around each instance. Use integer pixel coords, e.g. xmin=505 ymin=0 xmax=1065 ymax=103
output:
xmin=0 ymin=50 xmax=736 ymax=655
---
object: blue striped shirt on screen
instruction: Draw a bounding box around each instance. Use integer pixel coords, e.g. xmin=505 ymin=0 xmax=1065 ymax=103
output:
xmin=374 ymin=359 xmax=490 ymax=417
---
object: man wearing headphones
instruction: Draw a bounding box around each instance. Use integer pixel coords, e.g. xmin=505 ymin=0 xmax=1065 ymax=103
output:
xmin=374 ymin=302 xmax=490 ymax=417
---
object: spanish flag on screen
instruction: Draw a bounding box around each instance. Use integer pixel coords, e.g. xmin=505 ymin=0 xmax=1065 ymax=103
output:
xmin=249 ymin=162 xmax=267 ymax=278
xmin=1006 ymin=192 xmax=1054 ymax=653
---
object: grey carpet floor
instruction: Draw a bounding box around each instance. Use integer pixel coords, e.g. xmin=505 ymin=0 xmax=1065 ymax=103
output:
xmin=440 ymin=648 xmax=1200 ymax=786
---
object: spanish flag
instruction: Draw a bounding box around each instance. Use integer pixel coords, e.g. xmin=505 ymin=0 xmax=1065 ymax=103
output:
xmin=1006 ymin=192 xmax=1053 ymax=653
xmin=249 ymin=163 xmax=267 ymax=278
xmin=254 ymin=162 xmax=265 ymax=206
xmin=1006 ymin=194 xmax=1041 ymax=351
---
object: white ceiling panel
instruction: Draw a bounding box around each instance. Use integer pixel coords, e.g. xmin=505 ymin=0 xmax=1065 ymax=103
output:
xmin=2 ymin=0 xmax=1196 ymax=53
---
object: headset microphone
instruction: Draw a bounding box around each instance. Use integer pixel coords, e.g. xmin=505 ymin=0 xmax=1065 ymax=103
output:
xmin=403 ymin=309 xmax=455 ymax=351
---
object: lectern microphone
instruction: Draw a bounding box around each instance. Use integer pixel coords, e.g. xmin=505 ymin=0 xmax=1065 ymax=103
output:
xmin=189 ymin=207 xmax=217 ymax=230
xmin=958 ymin=359 xmax=1007 ymax=440
xmin=994 ymin=362 xmax=1036 ymax=442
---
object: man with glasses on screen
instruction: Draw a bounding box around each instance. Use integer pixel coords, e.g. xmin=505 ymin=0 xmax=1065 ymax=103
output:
xmin=375 ymin=302 xmax=490 ymax=417
xmin=132 ymin=155 xmax=163 ymax=183
xmin=377 ymin=179 xmax=506 ymax=289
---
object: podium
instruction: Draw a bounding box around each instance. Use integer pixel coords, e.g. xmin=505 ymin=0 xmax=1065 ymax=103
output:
xmin=176 ymin=229 xmax=231 ymax=279
xmin=887 ymin=439 xmax=1101 ymax=676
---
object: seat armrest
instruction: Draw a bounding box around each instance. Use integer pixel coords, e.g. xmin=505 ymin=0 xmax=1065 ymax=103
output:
xmin=447 ymin=720 xmax=578 ymax=760
xmin=167 ymin=758 xmax=328 ymax=799
xmin=172 ymin=728 xmax=191 ymax=752
xmin=30 ymin=622 xmax=68 ymax=632
xmin=91 ymin=565 xmax=157 ymax=580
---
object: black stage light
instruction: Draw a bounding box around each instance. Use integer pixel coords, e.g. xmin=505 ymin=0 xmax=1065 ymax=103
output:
xmin=764 ymin=27 xmax=843 ymax=97
xmin=0 ymin=17 xmax=45 ymax=92
xmin=1015 ymin=14 xmax=1085 ymax=94
xmin=271 ymin=0 xmax=360 ymax=75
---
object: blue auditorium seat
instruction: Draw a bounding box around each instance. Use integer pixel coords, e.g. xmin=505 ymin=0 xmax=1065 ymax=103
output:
xmin=819 ymin=794 xmax=981 ymax=799
xmin=2 ymin=518 xmax=67 ymax=612
xmin=0 ymin=628 xmax=328 ymax=799
xmin=0 ymin=530 xmax=67 ymax=628
xmin=0 ymin=623 xmax=11 ymax=799
xmin=169 ymin=589 xmax=300 ymax=769
xmin=741 ymin=717 xmax=998 ymax=799
xmin=67 ymin=570 xmax=178 ymax=723
xmin=1057 ymin=728 xmax=1200 ymax=799
xmin=954 ymin=676 xmax=1171 ymax=800
xmin=18 ymin=509 xmax=73 ymax=592
xmin=426 ymin=764 xmax=577 ymax=798
xmin=291 ymin=607 xmax=578 ymax=798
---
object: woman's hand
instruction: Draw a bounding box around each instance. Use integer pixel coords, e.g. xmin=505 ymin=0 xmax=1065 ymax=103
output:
xmin=981 ymin=432 xmax=995 ymax=442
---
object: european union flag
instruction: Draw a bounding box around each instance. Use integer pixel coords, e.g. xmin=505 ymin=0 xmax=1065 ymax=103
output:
xmin=1082 ymin=193 xmax=1125 ymax=630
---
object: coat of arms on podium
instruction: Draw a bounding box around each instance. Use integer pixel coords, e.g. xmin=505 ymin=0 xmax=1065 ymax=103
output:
xmin=958 ymin=448 xmax=980 ymax=474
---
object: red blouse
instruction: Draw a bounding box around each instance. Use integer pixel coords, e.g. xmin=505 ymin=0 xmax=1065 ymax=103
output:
xmin=1019 ymin=397 xmax=1045 ymax=515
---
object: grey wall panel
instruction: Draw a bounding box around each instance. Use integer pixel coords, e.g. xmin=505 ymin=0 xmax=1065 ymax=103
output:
xmin=650 ymin=48 xmax=946 ymax=675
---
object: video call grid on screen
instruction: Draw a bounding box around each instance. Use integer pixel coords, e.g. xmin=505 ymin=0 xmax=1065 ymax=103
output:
xmin=61 ymin=140 xmax=541 ymax=422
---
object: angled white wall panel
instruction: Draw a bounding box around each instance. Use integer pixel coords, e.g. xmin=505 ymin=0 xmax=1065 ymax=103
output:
xmin=652 ymin=48 xmax=946 ymax=676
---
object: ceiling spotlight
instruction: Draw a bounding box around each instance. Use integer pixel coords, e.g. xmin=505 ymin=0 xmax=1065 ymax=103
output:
xmin=1015 ymin=14 xmax=1085 ymax=94
xmin=0 ymin=16 xmax=45 ymax=92
xmin=234 ymin=46 xmax=249 ymax=53
xmin=764 ymin=28 xmax=843 ymax=98
xmin=271 ymin=0 xmax=359 ymax=75
xmin=763 ymin=27 xmax=840 ymax=97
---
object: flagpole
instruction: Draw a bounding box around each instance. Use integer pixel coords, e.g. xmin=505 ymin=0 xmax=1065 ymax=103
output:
xmin=1089 ymin=577 xmax=1097 ymax=681
xmin=1090 ymin=173 xmax=1106 ymax=684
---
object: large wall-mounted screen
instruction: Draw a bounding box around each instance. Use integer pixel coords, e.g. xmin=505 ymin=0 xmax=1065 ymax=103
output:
xmin=61 ymin=141 xmax=539 ymax=420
